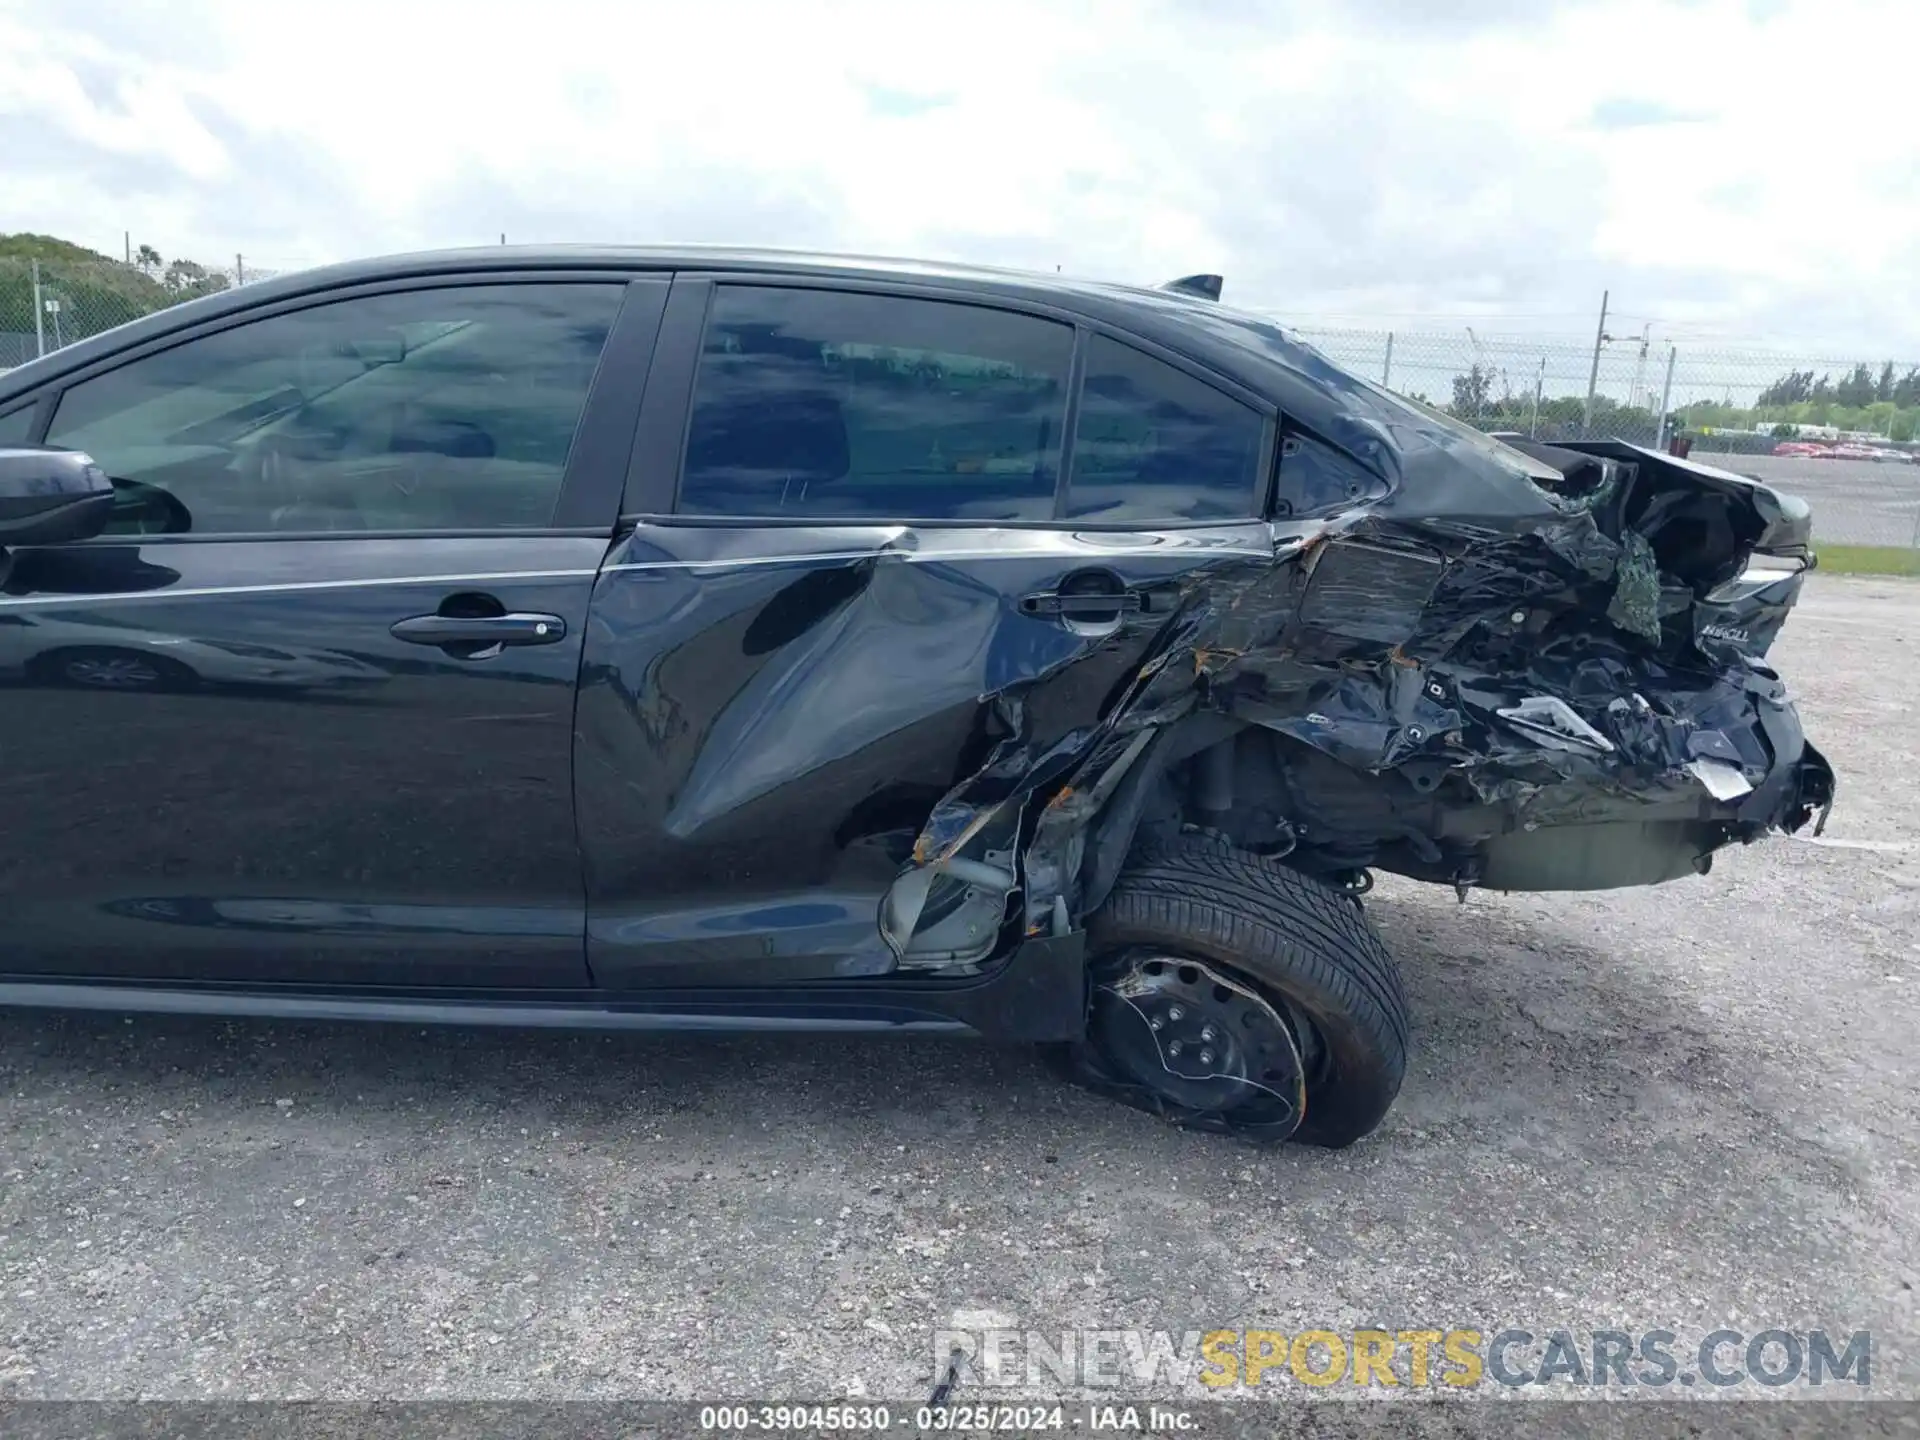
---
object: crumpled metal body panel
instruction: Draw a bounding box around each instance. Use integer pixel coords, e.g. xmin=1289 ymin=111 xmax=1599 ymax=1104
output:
xmin=574 ymin=297 xmax=1831 ymax=980
xmin=572 ymin=522 xmax=1275 ymax=984
xmin=914 ymin=425 xmax=1831 ymax=921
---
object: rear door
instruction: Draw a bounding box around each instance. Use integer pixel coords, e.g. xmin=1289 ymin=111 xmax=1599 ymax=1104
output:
xmin=574 ymin=277 xmax=1278 ymax=986
xmin=0 ymin=275 xmax=665 ymax=986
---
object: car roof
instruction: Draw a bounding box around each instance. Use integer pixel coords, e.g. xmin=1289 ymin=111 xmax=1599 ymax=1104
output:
xmin=249 ymin=241 xmax=1208 ymax=308
xmin=0 ymin=243 xmax=1318 ymax=409
xmin=212 ymin=244 xmax=1290 ymax=368
xmin=0 ymin=243 xmax=1507 ymax=491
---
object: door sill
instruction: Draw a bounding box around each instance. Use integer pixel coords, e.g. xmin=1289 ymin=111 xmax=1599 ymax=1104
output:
xmin=0 ymin=936 xmax=1087 ymax=1040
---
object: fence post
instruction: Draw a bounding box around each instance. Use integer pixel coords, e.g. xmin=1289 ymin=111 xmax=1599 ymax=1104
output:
xmin=1582 ymin=289 xmax=1610 ymax=435
xmin=1653 ymin=345 xmax=1677 ymax=449
xmin=30 ymin=259 xmax=45 ymax=359
xmin=1381 ymin=331 xmax=1394 ymax=389
xmin=1529 ymin=358 xmax=1544 ymax=437
xmin=235 ymin=253 xmax=245 ymax=286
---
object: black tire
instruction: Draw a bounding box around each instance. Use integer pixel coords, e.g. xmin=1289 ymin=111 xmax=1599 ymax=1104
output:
xmin=1086 ymin=837 xmax=1409 ymax=1148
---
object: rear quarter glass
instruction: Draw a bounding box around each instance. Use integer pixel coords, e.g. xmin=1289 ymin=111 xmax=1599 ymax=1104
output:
xmin=1066 ymin=332 xmax=1263 ymax=522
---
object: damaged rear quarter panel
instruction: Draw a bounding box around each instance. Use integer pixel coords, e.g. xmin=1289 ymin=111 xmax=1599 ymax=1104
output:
xmin=1011 ymin=346 xmax=1834 ymax=906
xmin=572 ymin=520 xmax=1274 ymax=987
xmin=575 ymin=289 xmax=1834 ymax=984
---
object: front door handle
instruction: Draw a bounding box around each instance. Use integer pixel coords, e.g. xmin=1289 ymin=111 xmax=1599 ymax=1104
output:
xmin=389 ymin=613 xmax=568 ymax=648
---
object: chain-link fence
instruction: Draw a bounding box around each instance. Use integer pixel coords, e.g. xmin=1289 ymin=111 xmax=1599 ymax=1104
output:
xmin=3 ymin=252 xmax=1915 ymax=559
xmin=0 ymin=254 xmax=288 ymax=371
xmin=1286 ymin=324 xmax=1920 ymax=556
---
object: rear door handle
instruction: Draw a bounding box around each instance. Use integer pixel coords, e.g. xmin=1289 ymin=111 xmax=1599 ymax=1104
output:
xmin=1019 ymin=569 xmax=1148 ymax=634
xmin=1020 ymin=591 xmax=1145 ymax=618
xmin=389 ymin=613 xmax=568 ymax=647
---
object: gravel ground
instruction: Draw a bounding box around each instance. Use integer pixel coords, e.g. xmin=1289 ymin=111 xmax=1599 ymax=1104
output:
xmin=0 ymin=575 xmax=1915 ymax=1407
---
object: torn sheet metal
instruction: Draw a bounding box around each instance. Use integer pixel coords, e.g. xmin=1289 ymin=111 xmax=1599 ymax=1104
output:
xmin=1496 ymin=696 xmax=1615 ymax=755
xmin=897 ymin=430 xmax=1833 ymax=925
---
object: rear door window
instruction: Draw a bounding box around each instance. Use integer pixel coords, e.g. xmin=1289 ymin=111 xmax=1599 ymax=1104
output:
xmin=1066 ymin=333 xmax=1264 ymax=522
xmin=678 ymin=286 xmax=1073 ymax=522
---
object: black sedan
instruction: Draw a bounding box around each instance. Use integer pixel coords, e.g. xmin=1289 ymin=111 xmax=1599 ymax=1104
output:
xmin=0 ymin=248 xmax=1832 ymax=1145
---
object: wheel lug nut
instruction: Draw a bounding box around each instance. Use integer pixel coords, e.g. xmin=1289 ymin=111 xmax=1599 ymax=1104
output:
xmin=1167 ymin=1041 xmax=1183 ymax=1057
xmin=1149 ymin=1016 xmax=1163 ymax=1030
xmin=1200 ymin=1049 xmax=1214 ymax=1065
xmin=1200 ymin=1025 xmax=1217 ymax=1042
xmin=1167 ymin=1006 xmax=1185 ymax=1021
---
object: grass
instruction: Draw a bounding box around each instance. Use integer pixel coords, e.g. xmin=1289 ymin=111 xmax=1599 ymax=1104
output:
xmin=1812 ymin=543 xmax=1920 ymax=577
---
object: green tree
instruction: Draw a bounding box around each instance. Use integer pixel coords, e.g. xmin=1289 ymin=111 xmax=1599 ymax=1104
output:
xmin=1835 ymin=363 xmax=1878 ymax=408
xmin=1449 ymin=363 xmax=1494 ymax=418
xmin=1758 ymin=369 xmax=1814 ymax=406
xmin=162 ymin=258 xmax=230 ymax=300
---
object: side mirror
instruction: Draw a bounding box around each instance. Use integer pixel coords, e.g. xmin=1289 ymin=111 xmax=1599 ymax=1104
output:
xmin=0 ymin=447 xmax=115 ymax=547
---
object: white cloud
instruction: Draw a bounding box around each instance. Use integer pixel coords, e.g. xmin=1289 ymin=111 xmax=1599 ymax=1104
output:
xmin=0 ymin=0 xmax=1915 ymax=352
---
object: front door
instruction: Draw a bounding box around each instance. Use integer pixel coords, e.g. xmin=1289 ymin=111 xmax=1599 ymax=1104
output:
xmin=0 ymin=277 xmax=661 ymax=987
xmin=575 ymin=279 xmax=1277 ymax=986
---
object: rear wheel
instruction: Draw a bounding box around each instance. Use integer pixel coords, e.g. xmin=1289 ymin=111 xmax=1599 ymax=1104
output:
xmin=1075 ymin=837 xmax=1409 ymax=1147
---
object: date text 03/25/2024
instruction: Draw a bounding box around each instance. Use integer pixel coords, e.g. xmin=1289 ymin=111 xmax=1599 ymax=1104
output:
xmin=696 ymin=1404 xmax=1196 ymax=1432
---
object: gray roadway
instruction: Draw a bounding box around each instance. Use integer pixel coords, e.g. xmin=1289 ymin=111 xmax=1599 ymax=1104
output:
xmin=1697 ymin=452 xmax=1920 ymax=549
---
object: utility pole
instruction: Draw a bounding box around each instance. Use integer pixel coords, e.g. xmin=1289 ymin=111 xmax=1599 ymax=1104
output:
xmin=1381 ymin=331 xmax=1394 ymax=388
xmin=30 ymin=259 xmax=45 ymax=359
xmin=123 ymin=231 xmax=131 ymax=265
xmin=1653 ymin=345 xmax=1677 ymax=450
xmin=1582 ymin=289 xmax=1610 ymax=436
xmin=235 ymin=253 xmax=245 ymax=285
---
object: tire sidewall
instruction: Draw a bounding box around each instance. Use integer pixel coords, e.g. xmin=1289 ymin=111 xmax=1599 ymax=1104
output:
xmin=1087 ymin=843 xmax=1406 ymax=1148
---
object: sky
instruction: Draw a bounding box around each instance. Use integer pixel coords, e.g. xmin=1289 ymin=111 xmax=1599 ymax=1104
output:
xmin=1 ymin=0 xmax=1916 ymax=361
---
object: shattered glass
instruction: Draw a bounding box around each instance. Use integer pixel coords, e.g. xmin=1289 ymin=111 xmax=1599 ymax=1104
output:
xmin=1606 ymin=529 xmax=1663 ymax=643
